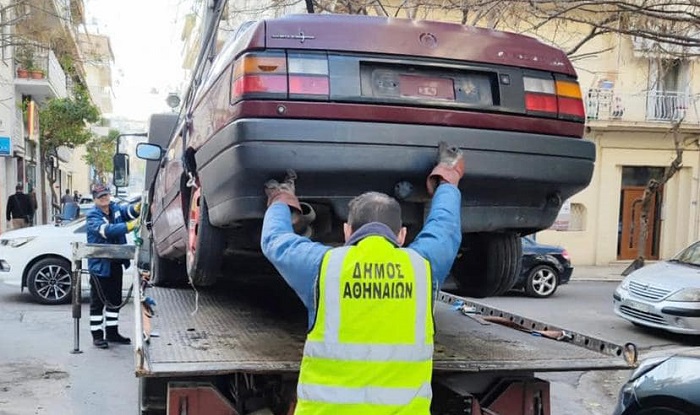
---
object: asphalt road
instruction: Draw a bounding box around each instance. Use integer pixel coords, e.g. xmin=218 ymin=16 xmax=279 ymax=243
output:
xmin=0 ymin=279 xmax=698 ymax=415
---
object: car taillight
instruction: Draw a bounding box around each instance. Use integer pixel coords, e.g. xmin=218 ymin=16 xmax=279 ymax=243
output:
xmin=561 ymin=249 xmax=571 ymax=262
xmin=524 ymin=76 xmax=585 ymax=122
xmin=231 ymin=51 xmax=329 ymax=102
xmin=231 ymin=52 xmax=288 ymax=101
xmin=288 ymin=52 xmax=329 ymax=98
xmin=555 ymin=80 xmax=585 ymax=121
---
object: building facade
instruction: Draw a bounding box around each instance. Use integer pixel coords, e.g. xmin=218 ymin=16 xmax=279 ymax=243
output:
xmin=0 ymin=0 xmax=112 ymax=233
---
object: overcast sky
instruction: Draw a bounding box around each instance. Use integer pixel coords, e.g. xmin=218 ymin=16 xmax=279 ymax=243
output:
xmin=84 ymin=0 xmax=192 ymax=121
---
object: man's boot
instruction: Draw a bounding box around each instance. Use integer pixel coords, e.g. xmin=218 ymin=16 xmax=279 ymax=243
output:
xmin=106 ymin=326 xmax=131 ymax=344
xmin=92 ymin=329 xmax=108 ymax=349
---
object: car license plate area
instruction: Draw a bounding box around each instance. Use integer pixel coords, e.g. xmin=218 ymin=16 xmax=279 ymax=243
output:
xmin=398 ymin=75 xmax=454 ymax=100
xmin=625 ymin=299 xmax=654 ymax=315
xmin=361 ymin=64 xmax=496 ymax=106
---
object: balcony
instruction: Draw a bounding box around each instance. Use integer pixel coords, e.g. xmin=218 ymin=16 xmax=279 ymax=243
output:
xmin=585 ymin=89 xmax=700 ymax=129
xmin=14 ymin=43 xmax=68 ymax=101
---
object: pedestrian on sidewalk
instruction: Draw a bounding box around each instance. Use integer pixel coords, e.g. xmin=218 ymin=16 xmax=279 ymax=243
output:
xmin=5 ymin=184 xmax=34 ymax=230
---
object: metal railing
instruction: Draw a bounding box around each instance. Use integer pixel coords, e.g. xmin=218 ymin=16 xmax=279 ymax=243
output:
xmin=585 ymin=89 xmax=700 ymax=125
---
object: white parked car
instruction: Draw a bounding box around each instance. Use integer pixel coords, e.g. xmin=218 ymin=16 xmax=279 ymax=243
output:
xmin=613 ymin=240 xmax=700 ymax=335
xmin=0 ymin=217 xmax=135 ymax=305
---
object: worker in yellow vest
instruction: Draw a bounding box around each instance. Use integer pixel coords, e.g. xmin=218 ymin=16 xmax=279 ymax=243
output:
xmin=261 ymin=142 xmax=464 ymax=414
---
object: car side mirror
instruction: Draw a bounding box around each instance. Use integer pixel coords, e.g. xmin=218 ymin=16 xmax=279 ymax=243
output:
xmin=136 ymin=143 xmax=164 ymax=161
xmin=113 ymin=153 xmax=130 ymax=188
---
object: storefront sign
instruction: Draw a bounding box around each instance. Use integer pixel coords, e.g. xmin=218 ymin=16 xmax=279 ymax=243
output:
xmin=0 ymin=136 xmax=11 ymax=157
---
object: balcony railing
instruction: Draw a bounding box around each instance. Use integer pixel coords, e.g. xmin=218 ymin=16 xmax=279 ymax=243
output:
xmin=14 ymin=42 xmax=68 ymax=98
xmin=585 ymin=89 xmax=700 ymax=125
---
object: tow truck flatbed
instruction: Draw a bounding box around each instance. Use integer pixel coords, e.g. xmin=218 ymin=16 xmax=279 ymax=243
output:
xmin=137 ymin=283 xmax=632 ymax=378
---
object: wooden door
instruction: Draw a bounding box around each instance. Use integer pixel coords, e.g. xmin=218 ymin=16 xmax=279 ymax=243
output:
xmin=618 ymin=187 xmax=658 ymax=260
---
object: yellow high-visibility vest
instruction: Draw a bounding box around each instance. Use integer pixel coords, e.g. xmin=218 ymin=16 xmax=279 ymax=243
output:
xmin=296 ymin=235 xmax=434 ymax=415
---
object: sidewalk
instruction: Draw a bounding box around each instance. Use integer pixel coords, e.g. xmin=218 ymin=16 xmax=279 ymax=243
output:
xmin=572 ymin=264 xmax=629 ymax=282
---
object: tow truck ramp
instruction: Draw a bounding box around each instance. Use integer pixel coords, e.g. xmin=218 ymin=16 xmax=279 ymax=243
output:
xmin=136 ymin=284 xmax=635 ymax=377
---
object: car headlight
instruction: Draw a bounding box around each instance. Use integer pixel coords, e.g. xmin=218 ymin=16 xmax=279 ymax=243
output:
xmin=0 ymin=236 xmax=36 ymax=248
xmin=667 ymin=288 xmax=700 ymax=302
xmin=615 ymin=279 xmax=630 ymax=298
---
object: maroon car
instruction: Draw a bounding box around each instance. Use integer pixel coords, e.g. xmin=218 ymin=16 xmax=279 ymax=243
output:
xmin=146 ymin=14 xmax=593 ymax=297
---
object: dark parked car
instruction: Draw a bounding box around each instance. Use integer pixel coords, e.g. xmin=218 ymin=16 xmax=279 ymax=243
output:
xmin=142 ymin=14 xmax=594 ymax=297
xmin=512 ymin=236 xmax=572 ymax=298
xmin=614 ymin=353 xmax=700 ymax=415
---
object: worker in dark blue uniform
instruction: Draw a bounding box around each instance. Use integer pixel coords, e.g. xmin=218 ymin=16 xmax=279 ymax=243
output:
xmin=86 ymin=184 xmax=140 ymax=349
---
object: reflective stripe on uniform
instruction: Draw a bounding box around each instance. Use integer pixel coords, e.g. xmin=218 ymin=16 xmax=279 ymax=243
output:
xmin=98 ymin=223 xmax=108 ymax=239
xmin=304 ymin=341 xmax=434 ymax=362
xmin=402 ymin=248 xmax=429 ymax=345
xmin=298 ymin=382 xmax=432 ymax=405
xmin=105 ymin=311 xmax=119 ymax=319
xmin=322 ymin=246 xmax=351 ymax=343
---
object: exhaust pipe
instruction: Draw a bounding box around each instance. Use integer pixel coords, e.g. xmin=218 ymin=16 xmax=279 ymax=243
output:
xmin=293 ymin=202 xmax=316 ymax=237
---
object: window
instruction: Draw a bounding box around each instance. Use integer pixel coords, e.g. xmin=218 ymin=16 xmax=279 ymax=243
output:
xmin=568 ymin=203 xmax=587 ymax=232
xmin=647 ymin=59 xmax=690 ymax=121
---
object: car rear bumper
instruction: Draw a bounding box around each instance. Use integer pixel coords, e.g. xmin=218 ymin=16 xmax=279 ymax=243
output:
xmin=560 ymin=266 xmax=573 ymax=285
xmin=613 ymin=291 xmax=700 ymax=335
xmin=195 ymin=118 xmax=595 ymax=232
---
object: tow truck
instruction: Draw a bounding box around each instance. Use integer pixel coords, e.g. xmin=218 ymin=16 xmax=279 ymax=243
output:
xmin=70 ymin=213 xmax=637 ymax=415
xmin=65 ymin=2 xmax=636 ymax=412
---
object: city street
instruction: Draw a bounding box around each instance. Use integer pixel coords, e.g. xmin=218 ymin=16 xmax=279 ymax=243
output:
xmin=0 ymin=277 xmax=698 ymax=415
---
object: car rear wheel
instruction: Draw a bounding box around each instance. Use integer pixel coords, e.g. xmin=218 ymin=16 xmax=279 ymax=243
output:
xmin=525 ymin=264 xmax=559 ymax=298
xmin=452 ymin=233 xmax=522 ymax=298
xmin=186 ymin=189 xmax=225 ymax=286
xmin=26 ymin=257 xmax=72 ymax=305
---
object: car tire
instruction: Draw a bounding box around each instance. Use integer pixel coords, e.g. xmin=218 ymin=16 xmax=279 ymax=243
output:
xmin=26 ymin=257 xmax=73 ymax=305
xmin=524 ymin=264 xmax=559 ymax=298
xmin=150 ymin=239 xmax=188 ymax=287
xmin=452 ymin=233 xmax=522 ymax=298
xmin=186 ymin=191 xmax=225 ymax=286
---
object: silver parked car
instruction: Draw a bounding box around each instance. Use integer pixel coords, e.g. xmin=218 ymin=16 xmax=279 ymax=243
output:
xmin=613 ymin=241 xmax=700 ymax=335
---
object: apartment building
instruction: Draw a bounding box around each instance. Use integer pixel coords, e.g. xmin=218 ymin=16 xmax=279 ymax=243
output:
xmin=0 ymin=0 xmax=114 ymax=233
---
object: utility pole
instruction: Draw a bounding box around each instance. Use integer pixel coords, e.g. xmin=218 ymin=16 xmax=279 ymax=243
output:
xmin=305 ymin=0 xmax=314 ymax=13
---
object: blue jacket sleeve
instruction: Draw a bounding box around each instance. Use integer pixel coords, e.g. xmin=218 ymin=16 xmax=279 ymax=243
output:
xmin=87 ymin=209 xmax=128 ymax=239
xmin=261 ymin=203 xmax=330 ymax=311
xmin=119 ymin=203 xmax=139 ymax=221
xmin=409 ymin=183 xmax=462 ymax=289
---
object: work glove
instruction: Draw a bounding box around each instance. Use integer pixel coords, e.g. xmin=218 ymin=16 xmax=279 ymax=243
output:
xmin=265 ymin=169 xmax=302 ymax=213
xmin=126 ymin=219 xmax=139 ymax=232
xmin=133 ymin=202 xmax=142 ymax=215
xmin=426 ymin=141 xmax=465 ymax=196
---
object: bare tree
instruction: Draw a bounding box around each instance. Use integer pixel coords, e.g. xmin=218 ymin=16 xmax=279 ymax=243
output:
xmin=305 ymin=0 xmax=700 ymax=59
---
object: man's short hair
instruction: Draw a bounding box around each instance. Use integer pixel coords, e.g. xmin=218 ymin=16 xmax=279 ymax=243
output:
xmin=347 ymin=192 xmax=402 ymax=234
xmin=15 ymin=184 xmax=22 ymax=191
